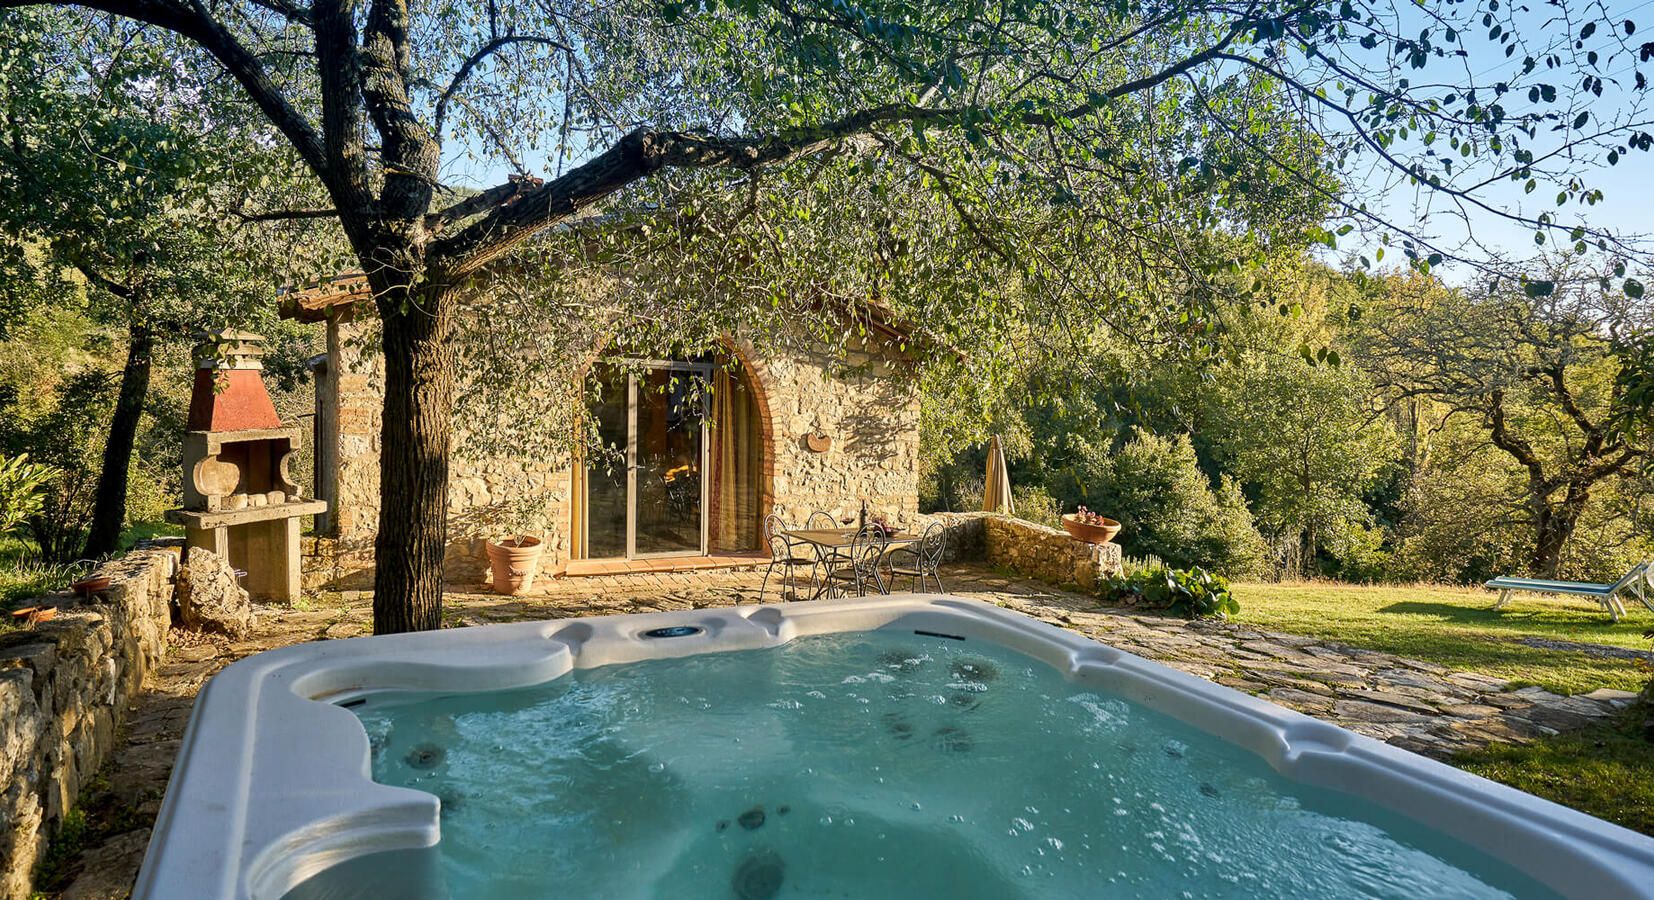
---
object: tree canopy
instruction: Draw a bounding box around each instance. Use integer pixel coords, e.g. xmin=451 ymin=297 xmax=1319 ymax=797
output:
xmin=2 ymin=0 xmax=1649 ymax=629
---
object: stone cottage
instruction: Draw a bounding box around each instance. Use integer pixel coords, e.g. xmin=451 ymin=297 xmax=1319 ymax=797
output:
xmin=282 ymin=274 xmax=923 ymax=586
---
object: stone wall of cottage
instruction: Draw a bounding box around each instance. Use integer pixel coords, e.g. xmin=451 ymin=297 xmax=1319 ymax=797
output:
xmin=315 ymin=329 xmax=921 ymax=587
xmin=0 ymin=548 xmax=175 ymax=899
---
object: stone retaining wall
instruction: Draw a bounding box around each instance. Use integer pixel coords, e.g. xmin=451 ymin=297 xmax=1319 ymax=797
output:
xmin=914 ymin=512 xmax=1122 ymax=591
xmin=0 ymin=548 xmax=176 ymax=899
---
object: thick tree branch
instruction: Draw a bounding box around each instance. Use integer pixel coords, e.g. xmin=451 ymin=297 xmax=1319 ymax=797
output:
xmin=312 ymin=0 xmax=373 ymax=223
xmin=425 ymin=176 xmax=541 ymax=234
xmin=1486 ymin=388 xmax=1550 ymax=488
xmin=360 ymin=0 xmax=437 ymax=227
xmin=431 ymin=27 xmax=1250 ymax=273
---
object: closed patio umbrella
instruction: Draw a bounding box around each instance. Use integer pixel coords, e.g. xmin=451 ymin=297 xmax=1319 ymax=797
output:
xmin=983 ymin=435 xmax=1014 ymax=515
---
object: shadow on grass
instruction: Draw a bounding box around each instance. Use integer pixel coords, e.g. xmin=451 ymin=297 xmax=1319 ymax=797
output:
xmin=1372 ymin=600 xmax=1606 ymax=628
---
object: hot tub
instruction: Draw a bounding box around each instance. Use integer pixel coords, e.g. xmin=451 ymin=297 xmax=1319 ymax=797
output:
xmin=133 ymin=595 xmax=1654 ymax=899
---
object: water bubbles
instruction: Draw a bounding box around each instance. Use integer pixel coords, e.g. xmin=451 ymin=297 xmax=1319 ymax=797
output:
xmin=947 ymin=691 xmax=982 ymax=711
xmin=1012 ymin=817 xmax=1035 ymax=833
xmin=949 ymin=814 xmax=965 ymax=823
xmin=950 ymin=659 xmax=999 ymax=682
xmin=805 ymin=690 xmax=827 ymax=699
xmin=404 ymin=743 xmax=445 ymax=770
xmin=1045 ymin=837 xmax=1064 ymax=851
xmin=648 ymin=762 xmax=666 ymax=773
xmin=910 ymin=802 xmax=922 ymax=811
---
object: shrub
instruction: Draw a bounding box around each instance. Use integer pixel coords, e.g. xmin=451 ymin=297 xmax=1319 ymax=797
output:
xmin=1085 ymin=429 xmax=1265 ymax=577
xmin=1010 ymin=485 xmax=1062 ymax=527
xmin=0 ymin=452 xmax=52 ymax=536
xmin=1101 ymin=565 xmax=1239 ymax=619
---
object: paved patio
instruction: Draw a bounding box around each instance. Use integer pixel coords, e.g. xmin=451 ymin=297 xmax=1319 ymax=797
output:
xmin=55 ymin=562 xmax=1641 ymax=898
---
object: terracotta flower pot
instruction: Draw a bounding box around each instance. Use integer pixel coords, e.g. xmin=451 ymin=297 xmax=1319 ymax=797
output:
xmin=72 ymin=576 xmax=111 ymax=597
xmin=486 ymin=537 xmax=545 ymax=596
xmin=1062 ymin=513 xmax=1121 ymax=545
xmin=10 ymin=606 xmax=56 ymax=625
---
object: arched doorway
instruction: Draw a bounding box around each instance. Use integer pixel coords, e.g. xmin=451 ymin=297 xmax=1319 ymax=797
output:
xmin=570 ymin=351 xmax=769 ymax=560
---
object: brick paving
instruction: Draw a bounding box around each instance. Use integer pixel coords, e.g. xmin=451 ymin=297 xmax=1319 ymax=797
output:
xmin=56 ymin=563 xmax=1641 ymax=897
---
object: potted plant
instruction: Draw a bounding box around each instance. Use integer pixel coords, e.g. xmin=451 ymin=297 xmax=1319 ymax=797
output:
xmin=483 ymin=491 xmax=549 ymax=595
xmin=1061 ymin=505 xmax=1121 ymax=544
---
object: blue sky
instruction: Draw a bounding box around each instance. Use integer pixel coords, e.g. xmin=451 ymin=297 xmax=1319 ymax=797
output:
xmin=437 ymin=1 xmax=1654 ymax=283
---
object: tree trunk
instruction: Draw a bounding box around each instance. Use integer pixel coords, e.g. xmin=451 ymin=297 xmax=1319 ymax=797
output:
xmin=82 ymin=319 xmax=154 ymax=560
xmin=372 ymin=278 xmax=457 ymax=634
xmin=1528 ymin=485 xmax=1589 ymax=579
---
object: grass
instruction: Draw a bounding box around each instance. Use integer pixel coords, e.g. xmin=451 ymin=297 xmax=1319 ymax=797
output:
xmin=2 ymin=521 xmax=185 ymax=620
xmin=115 ymin=521 xmax=182 ymax=552
xmin=1228 ymin=579 xmax=1654 ymax=836
xmin=1230 ymin=580 xmax=1654 ymax=695
xmin=0 ymin=535 xmax=78 ymax=612
xmin=1454 ymin=705 xmax=1654 ymax=836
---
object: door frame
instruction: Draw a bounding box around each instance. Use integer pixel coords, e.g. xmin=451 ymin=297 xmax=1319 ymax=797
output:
xmin=586 ymin=359 xmax=711 ymax=560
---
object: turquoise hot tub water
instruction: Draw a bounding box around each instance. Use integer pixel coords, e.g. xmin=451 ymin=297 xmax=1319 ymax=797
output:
xmin=283 ymin=630 xmax=1556 ymax=899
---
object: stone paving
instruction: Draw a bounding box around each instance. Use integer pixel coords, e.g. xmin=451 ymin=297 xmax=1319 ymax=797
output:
xmin=54 ymin=563 xmax=1642 ymax=897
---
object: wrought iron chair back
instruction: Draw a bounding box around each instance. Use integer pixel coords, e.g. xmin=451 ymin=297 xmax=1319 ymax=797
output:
xmin=763 ymin=513 xmax=788 ymax=548
xmin=846 ymin=525 xmax=889 ymax=595
xmin=759 ymin=514 xmax=811 ymax=602
xmin=918 ymin=522 xmax=947 ymax=569
xmin=889 ymin=521 xmax=948 ymax=593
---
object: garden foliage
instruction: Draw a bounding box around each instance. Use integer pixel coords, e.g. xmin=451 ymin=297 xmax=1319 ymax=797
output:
xmin=1102 ymin=565 xmax=1240 ymax=620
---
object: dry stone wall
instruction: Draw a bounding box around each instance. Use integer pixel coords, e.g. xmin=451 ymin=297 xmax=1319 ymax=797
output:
xmin=0 ymin=547 xmax=175 ymax=899
xmin=912 ymin=513 xmax=1122 ymax=591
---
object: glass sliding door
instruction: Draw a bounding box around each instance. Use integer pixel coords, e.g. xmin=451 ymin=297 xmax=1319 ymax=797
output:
xmin=584 ymin=366 xmax=630 ymax=559
xmin=582 ymin=362 xmax=709 ymax=559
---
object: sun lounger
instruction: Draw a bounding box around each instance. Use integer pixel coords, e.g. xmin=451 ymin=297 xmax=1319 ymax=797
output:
xmin=1483 ymin=561 xmax=1654 ymax=622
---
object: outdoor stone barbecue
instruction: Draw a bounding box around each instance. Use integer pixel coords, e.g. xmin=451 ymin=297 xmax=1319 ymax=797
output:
xmin=166 ymin=331 xmax=325 ymax=604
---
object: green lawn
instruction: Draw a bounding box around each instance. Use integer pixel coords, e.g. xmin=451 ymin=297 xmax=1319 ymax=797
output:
xmin=1232 ymin=580 xmax=1654 ymax=836
xmin=1453 ymin=708 xmax=1654 ymax=837
xmin=1231 ymin=581 xmax=1654 ymax=695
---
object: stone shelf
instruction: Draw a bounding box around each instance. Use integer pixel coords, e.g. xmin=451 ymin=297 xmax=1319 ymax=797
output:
xmin=166 ymin=500 xmax=328 ymax=530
